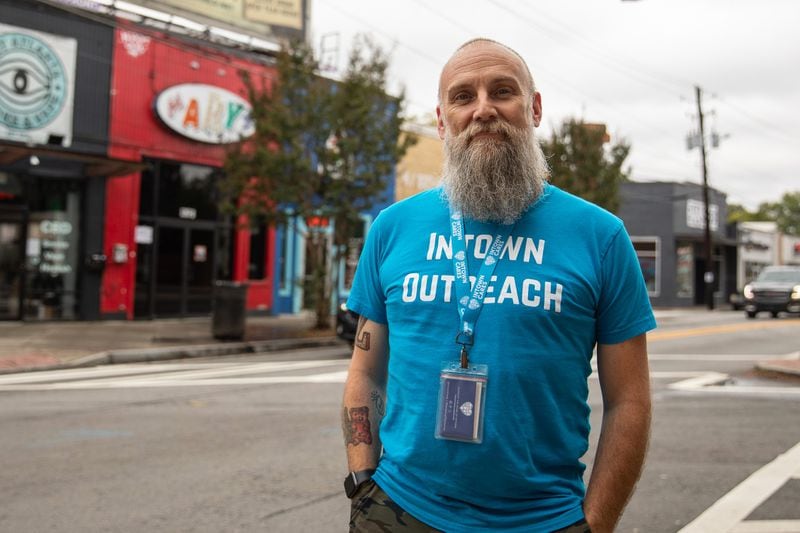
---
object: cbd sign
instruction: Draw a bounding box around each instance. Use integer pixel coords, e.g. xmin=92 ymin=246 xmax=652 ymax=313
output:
xmin=154 ymin=84 xmax=254 ymax=144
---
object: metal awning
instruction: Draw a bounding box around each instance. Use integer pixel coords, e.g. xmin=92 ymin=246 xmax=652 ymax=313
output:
xmin=0 ymin=142 xmax=146 ymax=177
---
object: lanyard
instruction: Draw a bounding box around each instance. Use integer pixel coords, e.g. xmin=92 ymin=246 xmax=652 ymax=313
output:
xmin=450 ymin=208 xmax=515 ymax=368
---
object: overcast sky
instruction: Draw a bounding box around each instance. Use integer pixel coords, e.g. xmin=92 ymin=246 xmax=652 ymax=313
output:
xmin=309 ymin=0 xmax=799 ymax=210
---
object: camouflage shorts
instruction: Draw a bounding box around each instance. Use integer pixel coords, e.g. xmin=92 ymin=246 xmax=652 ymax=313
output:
xmin=349 ymin=480 xmax=440 ymax=532
xmin=348 ymin=480 xmax=591 ymax=532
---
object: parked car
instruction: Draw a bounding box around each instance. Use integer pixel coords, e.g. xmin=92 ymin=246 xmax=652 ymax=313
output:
xmin=336 ymin=303 xmax=359 ymax=343
xmin=729 ymin=291 xmax=745 ymax=310
xmin=742 ymin=266 xmax=800 ymax=318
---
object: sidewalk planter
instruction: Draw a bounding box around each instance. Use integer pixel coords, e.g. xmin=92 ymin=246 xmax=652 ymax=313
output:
xmin=212 ymin=282 xmax=249 ymax=340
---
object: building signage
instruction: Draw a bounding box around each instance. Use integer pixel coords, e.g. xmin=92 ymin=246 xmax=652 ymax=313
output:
xmin=36 ymin=218 xmax=73 ymax=275
xmin=140 ymin=0 xmax=304 ymax=40
xmin=0 ymin=23 xmax=77 ymax=146
xmin=154 ymin=84 xmax=254 ymax=144
xmin=134 ymin=225 xmax=154 ymax=244
xmin=178 ymin=206 xmax=198 ymax=220
xmin=686 ymin=199 xmax=719 ymax=232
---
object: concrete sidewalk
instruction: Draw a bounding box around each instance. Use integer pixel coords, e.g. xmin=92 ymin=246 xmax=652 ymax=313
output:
xmin=0 ymin=312 xmax=343 ymax=374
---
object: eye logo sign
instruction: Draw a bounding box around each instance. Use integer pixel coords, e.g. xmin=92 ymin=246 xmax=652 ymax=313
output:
xmin=0 ymin=32 xmax=67 ymax=130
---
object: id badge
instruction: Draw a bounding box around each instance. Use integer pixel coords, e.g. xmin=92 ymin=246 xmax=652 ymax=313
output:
xmin=435 ymin=362 xmax=488 ymax=444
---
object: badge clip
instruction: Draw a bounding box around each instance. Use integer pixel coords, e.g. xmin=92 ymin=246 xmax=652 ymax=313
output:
xmin=454 ymin=331 xmax=473 ymax=369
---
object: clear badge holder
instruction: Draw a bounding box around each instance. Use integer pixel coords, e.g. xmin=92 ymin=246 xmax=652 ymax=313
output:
xmin=435 ymin=361 xmax=488 ymax=444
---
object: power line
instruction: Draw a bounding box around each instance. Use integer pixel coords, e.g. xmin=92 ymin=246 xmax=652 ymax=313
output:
xmin=316 ymin=0 xmax=444 ymax=69
xmin=712 ymin=95 xmax=796 ymax=145
xmin=487 ymin=0 xmax=687 ymax=97
xmin=394 ymin=0 xmax=691 ymax=151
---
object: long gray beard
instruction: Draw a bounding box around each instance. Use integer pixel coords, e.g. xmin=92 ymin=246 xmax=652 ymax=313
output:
xmin=441 ymin=120 xmax=549 ymax=225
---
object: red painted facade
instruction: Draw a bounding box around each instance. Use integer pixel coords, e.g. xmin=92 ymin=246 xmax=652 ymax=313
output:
xmin=103 ymin=23 xmax=276 ymax=318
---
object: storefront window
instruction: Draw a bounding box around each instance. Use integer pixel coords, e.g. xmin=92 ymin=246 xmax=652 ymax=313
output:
xmin=248 ymin=219 xmax=268 ymax=280
xmin=676 ymin=244 xmax=694 ymax=298
xmin=0 ymin=220 xmax=23 ymax=319
xmin=340 ymin=216 xmax=369 ymax=295
xmin=278 ymin=220 xmax=293 ymax=294
xmin=158 ymin=163 xmax=220 ymax=220
xmin=140 ymin=160 xmax=221 ymax=221
xmin=632 ymin=237 xmax=659 ymax=296
xmin=744 ymin=261 xmax=766 ymax=285
xmin=24 ymin=179 xmax=81 ymax=320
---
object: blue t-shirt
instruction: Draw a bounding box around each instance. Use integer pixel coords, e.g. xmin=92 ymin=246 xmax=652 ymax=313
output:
xmin=347 ymin=184 xmax=656 ymax=532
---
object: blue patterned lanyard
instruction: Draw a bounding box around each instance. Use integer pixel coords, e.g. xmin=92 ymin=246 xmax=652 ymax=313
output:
xmin=450 ymin=208 xmax=515 ymax=368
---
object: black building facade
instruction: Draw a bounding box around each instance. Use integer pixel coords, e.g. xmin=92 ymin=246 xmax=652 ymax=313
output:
xmin=0 ymin=0 xmax=133 ymax=321
xmin=619 ymin=181 xmax=738 ymax=308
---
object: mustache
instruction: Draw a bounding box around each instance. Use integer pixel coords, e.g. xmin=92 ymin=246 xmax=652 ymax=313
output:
xmin=461 ymin=120 xmax=514 ymax=141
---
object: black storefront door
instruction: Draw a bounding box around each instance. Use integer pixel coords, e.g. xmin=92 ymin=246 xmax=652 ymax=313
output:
xmin=0 ymin=209 xmax=26 ymax=320
xmin=135 ymin=222 xmax=216 ymax=318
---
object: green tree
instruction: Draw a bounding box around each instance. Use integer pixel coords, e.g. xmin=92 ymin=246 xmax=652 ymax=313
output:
xmin=756 ymin=191 xmax=800 ymax=236
xmin=542 ymin=119 xmax=631 ymax=213
xmin=727 ymin=203 xmax=762 ymax=224
xmin=222 ymin=38 xmax=414 ymax=328
xmin=727 ymin=192 xmax=800 ymax=236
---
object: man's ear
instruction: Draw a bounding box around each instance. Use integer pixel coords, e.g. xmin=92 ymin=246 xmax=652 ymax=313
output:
xmin=531 ymin=92 xmax=542 ymax=128
xmin=436 ymin=106 xmax=446 ymax=140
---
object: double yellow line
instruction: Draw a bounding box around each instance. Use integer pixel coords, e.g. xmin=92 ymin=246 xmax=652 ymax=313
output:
xmin=649 ymin=318 xmax=800 ymax=341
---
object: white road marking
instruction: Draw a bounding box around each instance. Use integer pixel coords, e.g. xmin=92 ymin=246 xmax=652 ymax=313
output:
xmin=729 ymin=520 xmax=800 ymax=533
xmin=0 ymin=370 xmax=351 ymax=390
xmin=0 ymin=360 xmax=351 ymax=391
xmin=669 ymin=372 xmax=731 ymax=390
xmin=77 ymin=360 xmax=345 ymax=384
xmin=0 ymin=363 xmax=796 ymax=396
xmin=0 ymin=363 xmax=223 ymax=384
xmin=678 ymin=440 xmax=800 ymax=533
xmin=668 ymin=371 xmax=800 ymax=396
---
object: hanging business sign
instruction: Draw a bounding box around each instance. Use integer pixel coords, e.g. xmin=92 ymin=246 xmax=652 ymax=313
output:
xmin=0 ymin=23 xmax=77 ymax=147
xmin=154 ymin=83 xmax=255 ymax=144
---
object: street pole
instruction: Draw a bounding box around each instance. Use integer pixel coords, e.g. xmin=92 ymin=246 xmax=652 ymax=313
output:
xmin=695 ymin=85 xmax=714 ymax=310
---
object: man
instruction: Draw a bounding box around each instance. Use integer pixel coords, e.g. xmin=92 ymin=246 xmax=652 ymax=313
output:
xmin=342 ymin=38 xmax=655 ymax=533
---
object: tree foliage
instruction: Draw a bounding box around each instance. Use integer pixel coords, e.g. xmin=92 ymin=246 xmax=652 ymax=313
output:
xmin=727 ymin=203 xmax=763 ymax=224
xmin=730 ymin=191 xmax=800 ymax=236
xmin=542 ymin=119 xmax=631 ymax=213
xmin=221 ymin=38 xmax=414 ymax=328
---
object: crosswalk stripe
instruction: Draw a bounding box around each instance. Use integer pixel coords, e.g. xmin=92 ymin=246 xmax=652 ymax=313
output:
xmin=678 ymin=441 xmax=800 ymax=533
xmin=0 ymin=363 xmax=220 ymax=385
xmin=78 ymin=360 xmax=345 ymax=385
xmin=0 ymin=370 xmax=351 ymax=390
xmin=0 ymin=360 xmax=351 ymax=391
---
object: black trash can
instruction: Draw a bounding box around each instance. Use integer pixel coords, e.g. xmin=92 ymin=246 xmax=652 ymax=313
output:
xmin=212 ymin=281 xmax=248 ymax=340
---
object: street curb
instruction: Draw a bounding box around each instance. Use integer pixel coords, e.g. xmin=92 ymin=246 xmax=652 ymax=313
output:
xmin=0 ymin=337 xmax=346 ymax=375
xmin=754 ymin=351 xmax=800 ymax=378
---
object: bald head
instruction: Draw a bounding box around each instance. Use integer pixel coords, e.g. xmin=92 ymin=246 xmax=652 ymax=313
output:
xmin=438 ymin=39 xmax=536 ymax=104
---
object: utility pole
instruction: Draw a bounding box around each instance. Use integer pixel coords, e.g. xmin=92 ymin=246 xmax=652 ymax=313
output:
xmin=695 ymin=85 xmax=714 ymax=310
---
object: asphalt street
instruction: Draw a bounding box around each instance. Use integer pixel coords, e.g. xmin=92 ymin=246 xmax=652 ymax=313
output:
xmin=0 ymin=313 xmax=798 ymax=532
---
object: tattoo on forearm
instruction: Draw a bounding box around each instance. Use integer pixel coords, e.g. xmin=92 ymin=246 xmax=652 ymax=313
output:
xmin=355 ymin=316 xmax=371 ymax=350
xmin=370 ymin=390 xmax=385 ymax=417
xmin=343 ymin=406 xmax=373 ymax=446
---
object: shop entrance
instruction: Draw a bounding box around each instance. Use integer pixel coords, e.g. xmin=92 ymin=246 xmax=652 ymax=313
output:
xmin=0 ymin=210 xmax=26 ymax=320
xmin=1 ymin=176 xmax=82 ymax=320
xmin=134 ymin=222 xmax=216 ymax=318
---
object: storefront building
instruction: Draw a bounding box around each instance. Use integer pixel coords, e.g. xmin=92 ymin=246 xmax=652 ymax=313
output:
xmin=102 ymin=22 xmax=277 ymax=319
xmin=0 ymin=0 xmax=137 ymax=321
xmin=272 ymin=191 xmax=397 ymax=315
xmin=618 ymin=181 xmax=738 ymax=308
xmin=733 ymin=221 xmax=800 ymax=290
